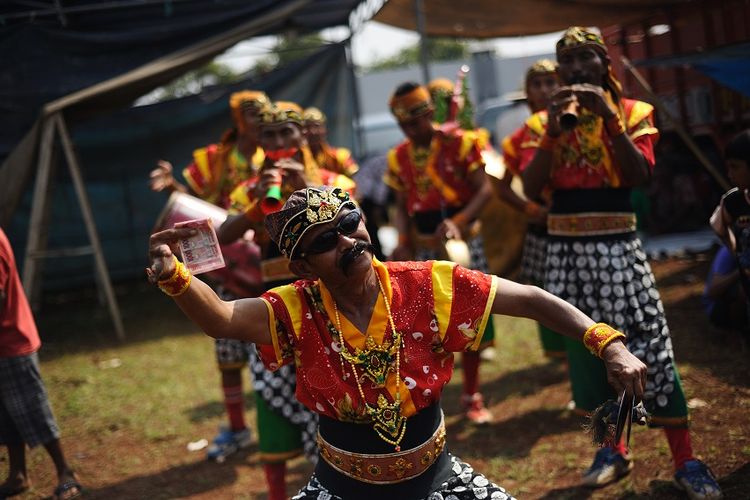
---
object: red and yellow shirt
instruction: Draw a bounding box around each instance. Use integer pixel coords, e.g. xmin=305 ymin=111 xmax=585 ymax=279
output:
xmin=258 ymin=258 xmax=497 ymax=422
xmin=183 ymin=143 xmax=264 ymax=209
xmin=516 ymin=98 xmax=658 ymax=189
xmin=314 ymin=143 xmax=359 ymax=178
xmin=384 ymin=130 xmax=485 ymax=214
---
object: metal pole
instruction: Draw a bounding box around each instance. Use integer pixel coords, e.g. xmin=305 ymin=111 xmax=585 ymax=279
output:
xmin=54 ymin=113 xmax=127 ymax=340
xmin=414 ymin=0 xmax=431 ymax=84
xmin=621 ymin=56 xmax=730 ymax=191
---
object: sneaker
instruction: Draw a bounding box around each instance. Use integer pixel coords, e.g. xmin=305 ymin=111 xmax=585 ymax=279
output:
xmin=207 ymin=427 xmax=252 ymax=463
xmin=461 ymin=393 xmax=492 ymax=425
xmin=581 ymin=447 xmax=633 ymax=487
xmin=673 ymin=459 xmax=723 ymax=499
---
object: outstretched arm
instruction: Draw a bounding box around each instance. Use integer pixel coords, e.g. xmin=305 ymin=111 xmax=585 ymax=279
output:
xmin=491 ymin=278 xmax=647 ymax=399
xmin=147 ymin=228 xmax=271 ymax=344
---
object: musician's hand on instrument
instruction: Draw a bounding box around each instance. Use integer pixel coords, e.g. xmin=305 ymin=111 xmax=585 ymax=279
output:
xmin=275 ymin=158 xmax=307 ymax=190
xmin=255 ymin=168 xmax=283 ymax=199
xmin=146 ymin=228 xmax=196 ymax=283
xmin=150 ymin=160 xmax=176 ymax=192
xmin=569 ymin=84 xmax=618 ymax=119
xmin=547 ymin=88 xmax=576 ymax=137
xmin=601 ymin=340 xmax=647 ymax=401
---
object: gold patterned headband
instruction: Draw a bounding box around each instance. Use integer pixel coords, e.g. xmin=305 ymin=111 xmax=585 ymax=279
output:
xmin=265 ymin=187 xmax=356 ymax=258
xmin=303 ymin=107 xmax=326 ymax=124
xmin=259 ymin=101 xmax=305 ymax=126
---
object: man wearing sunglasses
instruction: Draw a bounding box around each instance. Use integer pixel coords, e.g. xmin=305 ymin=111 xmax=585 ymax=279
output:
xmin=148 ymin=185 xmax=647 ymax=500
xmin=213 ymin=101 xmax=355 ymax=500
xmin=384 ymin=81 xmax=496 ymax=424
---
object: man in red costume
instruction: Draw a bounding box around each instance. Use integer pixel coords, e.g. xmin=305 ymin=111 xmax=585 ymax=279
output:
xmin=521 ymin=27 xmax=722 ymax=499
xmin=217 ymin=101 xmax=354 ymax=500
xmin=303 ymin=107 xmax=359 ymax=178
xmin=384 ymin=82 xmax=496 ymax=424
xmin=147 ymin=185 xmax=647 ymax=500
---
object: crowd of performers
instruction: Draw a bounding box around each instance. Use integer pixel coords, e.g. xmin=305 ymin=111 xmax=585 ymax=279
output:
xmin=147 ymin=26 xmax=724 ymax=500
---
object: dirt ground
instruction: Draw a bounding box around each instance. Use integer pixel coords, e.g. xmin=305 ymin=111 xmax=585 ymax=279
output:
xmin=4 ymin=254 xmax=750 ymax=499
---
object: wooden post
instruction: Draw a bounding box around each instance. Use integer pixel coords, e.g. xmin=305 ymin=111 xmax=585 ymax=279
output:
xmin=22 ymin=117 xmax=57 ymax=305
xmin=621 ymin=56 xmax=731 ymax=192
xmin=54 ymin=113 xmax=126 ymax=340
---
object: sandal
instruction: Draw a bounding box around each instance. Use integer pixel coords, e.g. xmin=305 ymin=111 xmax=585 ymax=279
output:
xmin=0 ymin=483 xmax=29 ymax=498
xmin=52 ymin=479 xmax=82 ymax=500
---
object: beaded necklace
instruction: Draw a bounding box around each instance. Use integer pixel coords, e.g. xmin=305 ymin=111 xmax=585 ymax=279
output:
xmin=332 ymin=271 xmax=407 ymax=451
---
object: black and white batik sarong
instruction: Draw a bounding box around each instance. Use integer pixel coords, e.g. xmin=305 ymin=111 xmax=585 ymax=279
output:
xmin=292 ymin=454 xmax=515 ymax=500
xmin=519 ymin=229 xmax=547 ymax=285
xmin=544 ymin=237 xmax=677 ymax=409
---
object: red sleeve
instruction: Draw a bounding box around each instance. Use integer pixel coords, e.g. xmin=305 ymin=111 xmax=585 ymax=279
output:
xmin=257 ymin=289 xmax=297 ymax=371
xmin=501 ymin=126 xmax=525 ymax=176
xmin=632 ymin=130 xmax=656 ymax=170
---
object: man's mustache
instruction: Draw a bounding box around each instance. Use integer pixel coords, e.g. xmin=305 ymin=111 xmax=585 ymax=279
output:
xmin=339 ymin=240 xmax=375 ymax=276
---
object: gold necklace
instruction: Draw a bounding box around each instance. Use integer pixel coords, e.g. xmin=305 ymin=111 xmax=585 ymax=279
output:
xmin=332 ymin=271 xmax=407 ymax=451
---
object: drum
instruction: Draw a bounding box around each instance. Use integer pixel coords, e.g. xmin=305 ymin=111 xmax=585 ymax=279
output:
xmin=154 ymin=192 xmax=264 ymax=298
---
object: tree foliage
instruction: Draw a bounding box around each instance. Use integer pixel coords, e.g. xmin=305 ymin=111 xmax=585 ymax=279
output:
xmin=366 ymin=38 xmax=469 ymax=72
xmin=156 ymin=62 xmax=240 ymax=101
xmin=251 ymin=33 xmax=328 ymax=74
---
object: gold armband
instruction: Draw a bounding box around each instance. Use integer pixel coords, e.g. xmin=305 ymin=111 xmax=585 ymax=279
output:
xmin=157 ymin=256 xmax=192 ymax=296
xmin=583 ymin=323 xmax=626 ymax=358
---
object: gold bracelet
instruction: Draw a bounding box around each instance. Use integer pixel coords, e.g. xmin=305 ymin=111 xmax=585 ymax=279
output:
xmin=583 ymin=323 xmax=626 ymax=358
xmin=157 ymin=256 xmax=192 ymax=296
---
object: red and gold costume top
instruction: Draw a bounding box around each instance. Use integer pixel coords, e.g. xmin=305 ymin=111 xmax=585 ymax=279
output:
xmin=516 ymin=98 xmax=658 ymax=190
xmin=258 ymin=258 xmax=497 ymax=422
xmin=183 ymin=144 xmax=264 ymax=209
xmin=314 ymin=143 xmax=359 ymax=178
xmin=228 ymin=146 xmax=356 ymax=218
xmin=383 ymin=129 xmax=485 ymax=214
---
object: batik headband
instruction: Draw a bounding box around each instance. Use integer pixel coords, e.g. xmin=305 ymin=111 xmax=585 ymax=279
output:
xmin=259 ymin=101 xmax=305 ymax=126
xmin=525 ymin=59 xmax=557 ymax=83
xmin=265 ymin=187 xmax=356 ymax=258
xmin=556 ymin=26 xmax=623 ymax=104
xmin=389 ymin=85 xmax=432 ymax=122
xmin=230 ymin=90 xmax=269 ymax=131
xmin=303 ymin=107 xmax=326 ymax=124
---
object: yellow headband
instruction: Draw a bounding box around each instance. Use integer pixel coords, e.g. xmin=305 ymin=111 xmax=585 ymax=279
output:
xmin=389 ymin=85 xmax=432 ymax=122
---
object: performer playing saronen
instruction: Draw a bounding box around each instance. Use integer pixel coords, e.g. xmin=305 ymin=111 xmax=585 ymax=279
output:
xmin=495 ymin=60 xmax=566 ymax=360
xmin=217 ymin=101 xmax=354 ymax=500
xmin=147 ymin=185 xmax=647 ymax=500
xmin=149 ymin=90 xmax=269 ymax=462
xmin=303 ymin=107 xmax=359 ymax=178
xmin=384 ymin=82 xmax=496 ymax=424
xmin=521 ymin=27 xmax=722 ymax=499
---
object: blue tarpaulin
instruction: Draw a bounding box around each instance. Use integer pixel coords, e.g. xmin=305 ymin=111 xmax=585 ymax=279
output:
xmin=634 ymin=41 xmax=750 ymax=98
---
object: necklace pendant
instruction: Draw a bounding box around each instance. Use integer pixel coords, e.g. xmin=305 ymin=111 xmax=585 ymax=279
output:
xmin=367 ymin=394 xmax=406 ymax=441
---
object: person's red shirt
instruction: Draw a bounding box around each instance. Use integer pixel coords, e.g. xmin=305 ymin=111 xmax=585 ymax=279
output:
xmin=0 ymin=228 xmax=41 ymax=357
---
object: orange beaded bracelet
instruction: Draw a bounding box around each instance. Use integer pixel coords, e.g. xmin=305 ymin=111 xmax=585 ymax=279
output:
xmin=583 ymin=323 xmax=626 ymax=358
xmin=157 ymin=256 xmax=192 ymax=296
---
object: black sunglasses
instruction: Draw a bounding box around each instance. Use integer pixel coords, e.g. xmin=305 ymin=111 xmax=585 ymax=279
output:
xmin=295 ymin=210 xmax=362 ymax=259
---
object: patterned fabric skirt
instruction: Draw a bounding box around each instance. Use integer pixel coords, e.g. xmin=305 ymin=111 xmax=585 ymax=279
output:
xmin=249 ymin=347 xmax=319 ymax=463
xmin=544 ymin=236 xmax=682 ymax=414
xmin=217 ymin=286 xmax=319 ymax=462
xmin=292 ymin=454 xmax=515 ymax=500
xmin=519 ymin=229 xmax=548 ymax=285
